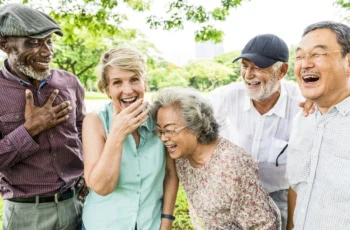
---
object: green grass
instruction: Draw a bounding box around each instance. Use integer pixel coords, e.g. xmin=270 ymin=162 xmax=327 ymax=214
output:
xmin=0 ymin=197 xmax=2 ymax=230
xmin=84 ymin=91 xmax=109 ymax=100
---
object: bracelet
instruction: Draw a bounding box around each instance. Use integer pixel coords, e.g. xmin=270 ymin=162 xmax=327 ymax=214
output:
xmin=161 ymin=213 xmax=175 ymax=220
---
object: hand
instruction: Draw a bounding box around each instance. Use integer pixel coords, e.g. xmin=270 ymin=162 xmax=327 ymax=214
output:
xmin=110 ymin=99 xmax=150 ymax=139
xmin=75 ymin=177 xmax=89 ymax=201
xmin=299 ymin=99 xmax=315 ymax=117
xmin=24 ymin=89 xmax=72 ymax=136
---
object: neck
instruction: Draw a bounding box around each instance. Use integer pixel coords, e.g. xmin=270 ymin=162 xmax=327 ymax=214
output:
xmin=253 ymin=90 xmax=281 ymax=115
xmin=188 ymin=138 xmax=219 ymax=168
xmin=317 ymin=88 xmax=350 ymax=114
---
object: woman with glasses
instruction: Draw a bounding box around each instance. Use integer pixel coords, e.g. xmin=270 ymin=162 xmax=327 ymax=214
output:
xmin=152 ymin=86 xmax=281 ymax=230
xmin=82 ymin=47 xmax=178 ymax=230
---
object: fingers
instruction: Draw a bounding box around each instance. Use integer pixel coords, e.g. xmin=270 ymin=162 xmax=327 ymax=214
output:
xmin=25 ymin=89 xmax=34 ymax=111
xmin=45 ymin=89 xmax=59 ymax=107
xmin=77 ymin=186 xmax=89 ymax=201
xmin=52 ymin=100 xmax=70 ymax=113
xmin=55 ymin=104 xmax=72 ymax=118
xmin=302 ymin=99 xmax=315 ymax=117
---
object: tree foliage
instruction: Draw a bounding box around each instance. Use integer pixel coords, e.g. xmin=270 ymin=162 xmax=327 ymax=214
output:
xmin=185 ymin=60 xmax=232 ymax=91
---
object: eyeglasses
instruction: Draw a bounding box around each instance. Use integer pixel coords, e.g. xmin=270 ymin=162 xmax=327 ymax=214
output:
xmin=295 ymin=50 xmax=343 ymax=63
xmin=155 ymin=126 xmax=187 ymax=138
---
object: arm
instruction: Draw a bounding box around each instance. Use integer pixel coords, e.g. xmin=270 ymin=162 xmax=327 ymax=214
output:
xmin=160 ymin=153 xmax=179 ymax=230
xmin=83 ymin=100 xmax=149 ymax=196
xmin=287 ymin=187 xmax=297 ymax=230
xmin=75 ymin=80 xmax=86 ymax=142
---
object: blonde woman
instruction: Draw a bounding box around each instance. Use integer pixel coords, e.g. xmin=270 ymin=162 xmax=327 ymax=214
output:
xmin=82 ymin=47 xmax=178 ymax=230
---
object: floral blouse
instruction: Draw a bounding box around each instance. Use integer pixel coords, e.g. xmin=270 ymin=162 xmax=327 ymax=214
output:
xmin=175 ymin=138 xmax=281 ymax=230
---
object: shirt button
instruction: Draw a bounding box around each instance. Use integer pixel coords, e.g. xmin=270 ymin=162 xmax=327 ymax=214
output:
xmin=136 ymin=174 xmax=140 ymax=177
xmin=15 ymin=115 xmax=19 ymax=119
xmin=61 ymin=173 xmax=64 ymax=176
xmin=50 ymin=134 xmax=54 ymax=138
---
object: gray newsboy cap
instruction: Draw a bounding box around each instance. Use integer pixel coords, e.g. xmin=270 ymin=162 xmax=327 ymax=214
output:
xmin=0 ymin=3 xmax=63 ymax=38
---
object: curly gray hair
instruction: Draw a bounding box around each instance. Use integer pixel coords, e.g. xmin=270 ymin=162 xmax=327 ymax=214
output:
xmin=152 ymin=87 xmax=219 ymax=144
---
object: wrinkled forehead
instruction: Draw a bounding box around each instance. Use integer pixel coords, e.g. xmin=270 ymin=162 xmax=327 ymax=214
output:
xmin=298 ymin=28 xmax=341 ymax=52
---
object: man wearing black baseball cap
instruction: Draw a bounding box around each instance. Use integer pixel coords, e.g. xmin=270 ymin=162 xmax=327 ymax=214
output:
xmin=210 ymin=34 xmax=304 ymax=229
xmin=0 ymin=4 xmax=86 ymax=230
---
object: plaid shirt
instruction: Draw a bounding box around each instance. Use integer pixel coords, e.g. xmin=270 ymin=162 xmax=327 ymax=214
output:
xmin=0 ymin=62 xmax=85 ymax=199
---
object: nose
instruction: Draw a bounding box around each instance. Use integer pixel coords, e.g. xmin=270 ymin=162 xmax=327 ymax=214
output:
xmin=159 ymin=133 xmax=169 ymax=142
xmin=122 ymin=82 xmax=133 ymax=95
xmin=40 ymin=42 xmax=53 ymax=57
xmin=242 ymin=67 xmax=255 ymax=80
xmin=298 ymin=56 xmax=314 ymax=69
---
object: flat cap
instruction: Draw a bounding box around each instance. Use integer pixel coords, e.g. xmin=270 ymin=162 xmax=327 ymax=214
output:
xmin=0 ymin=3 xmax=63 ymax=38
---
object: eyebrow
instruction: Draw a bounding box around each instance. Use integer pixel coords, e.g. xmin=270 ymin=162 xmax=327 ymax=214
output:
xmin=110 ymin=73 xmax=139 ymax=80
xmin=156 ymin=123 xmax=178 ymax=128
xmin=296 ymin=44 xmax=328 ymax=52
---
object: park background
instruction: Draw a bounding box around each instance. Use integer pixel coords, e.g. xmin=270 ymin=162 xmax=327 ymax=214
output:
xmin=0 ymin=0 xmax=349 ymax=229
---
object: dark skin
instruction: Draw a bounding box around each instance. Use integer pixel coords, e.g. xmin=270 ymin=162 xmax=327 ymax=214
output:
xmin=0 ymin=35 xmax=89 ymax=200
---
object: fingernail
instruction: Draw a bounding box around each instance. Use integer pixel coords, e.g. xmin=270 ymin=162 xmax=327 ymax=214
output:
xmin=303 ymin=111 xmax=308 ymax=117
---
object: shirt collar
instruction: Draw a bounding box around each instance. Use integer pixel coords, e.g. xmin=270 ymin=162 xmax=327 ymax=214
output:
xmin=328 ymin=96 xmax=350 ymax=116
xmin=243 ymin=80 xmax=287 ymax=118
xmin=1 ymin=60 xmax=52 ymax=88
xmin=141 ymin=105 xmax=154 ymax=132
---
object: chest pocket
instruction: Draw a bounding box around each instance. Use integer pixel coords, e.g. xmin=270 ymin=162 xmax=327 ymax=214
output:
xmin=268 ymin=138 xmax=288 ymax=166
xmin=0 ymin=112 xmax=24 ymax=136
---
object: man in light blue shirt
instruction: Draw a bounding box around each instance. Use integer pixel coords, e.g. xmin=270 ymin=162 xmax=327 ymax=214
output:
xmin=287 ymin=21 xmax=350 ymax=230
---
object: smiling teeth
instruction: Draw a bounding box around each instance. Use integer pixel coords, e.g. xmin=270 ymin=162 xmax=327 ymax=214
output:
xmin=303 ymin=76 xmax=319 ymax=79
xmin=122 ymin=97 xmax=136 ymax=102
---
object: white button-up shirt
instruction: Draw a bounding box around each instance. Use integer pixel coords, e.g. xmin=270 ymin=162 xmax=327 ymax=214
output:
xmin=287 ymin=96 xmax=350 ymax=230
xmin=210 ymin=80 xmax=303 ymax=193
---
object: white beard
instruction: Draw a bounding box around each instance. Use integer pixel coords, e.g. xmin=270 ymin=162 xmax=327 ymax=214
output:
xmin=245 ymin=74 xmax=280 ymax=101
xmin=15 ymin=62 xmax=50 ymax=81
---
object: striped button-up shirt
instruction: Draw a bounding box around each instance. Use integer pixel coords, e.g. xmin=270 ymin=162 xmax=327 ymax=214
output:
xmin=0 ymin=62 xmax=85 ymax=199
xmin=287 ymin=96 xmax=350 ymax=230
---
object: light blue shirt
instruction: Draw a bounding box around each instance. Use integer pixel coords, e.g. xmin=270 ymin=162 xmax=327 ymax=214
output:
xmin=287 ymin=96 xmax=350 ymax=230
xmin=83 ymin=103 xmax=166 ymax=230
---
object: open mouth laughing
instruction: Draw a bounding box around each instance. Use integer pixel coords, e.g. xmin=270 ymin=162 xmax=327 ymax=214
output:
xmin=121 ymin=96 xmax=138 ymax=106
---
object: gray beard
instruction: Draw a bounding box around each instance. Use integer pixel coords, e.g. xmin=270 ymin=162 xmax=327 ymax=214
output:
xmin=15 ymin=63 xmax=50 ymax=81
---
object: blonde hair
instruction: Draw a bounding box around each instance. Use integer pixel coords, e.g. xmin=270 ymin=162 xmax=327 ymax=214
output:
xmin=96 ymin=47 xmax=146 ymax=93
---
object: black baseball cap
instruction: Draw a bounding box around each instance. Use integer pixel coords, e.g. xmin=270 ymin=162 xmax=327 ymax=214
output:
xmin=232 ymin=34 xmax=289 ymax=68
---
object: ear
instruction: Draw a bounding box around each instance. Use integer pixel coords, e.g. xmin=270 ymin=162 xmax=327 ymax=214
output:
xmin=277 ymin=62 xmax=289 ymax=80
xmin=346 ymin=53 xmax=350 ymax=77
xmin=0 ymin=37 xmax=10 ymax=53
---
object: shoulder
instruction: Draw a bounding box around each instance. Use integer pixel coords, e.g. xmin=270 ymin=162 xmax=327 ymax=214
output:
xmin=210 ymin=82 xmax=246 ymax=107
xmin=216 ymin=138 xmax=257 ymax=170
xmin=50 ymin=69 xmax=82 ymax=87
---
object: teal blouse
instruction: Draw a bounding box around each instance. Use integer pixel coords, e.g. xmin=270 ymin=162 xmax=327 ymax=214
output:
xmin=83 ymin=102 xmax=166 ymax=230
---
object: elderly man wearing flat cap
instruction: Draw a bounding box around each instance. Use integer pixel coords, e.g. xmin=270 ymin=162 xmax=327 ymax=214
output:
xmin=0 ymin=4 xmax=86 ymax=230
xmin=210 ymin=34 xmax=305 ymax=230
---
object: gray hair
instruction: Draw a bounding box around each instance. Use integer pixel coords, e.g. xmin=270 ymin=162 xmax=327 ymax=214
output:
xmin=96 ymin=46 xmax=146 ymax=93
xmin=271 ymin=61 xmax=284 ymax=72
xmin=152 ymin=87 xmax=219 ymax=144
xmin=303 ymin=21 xmax=350 ymax=57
